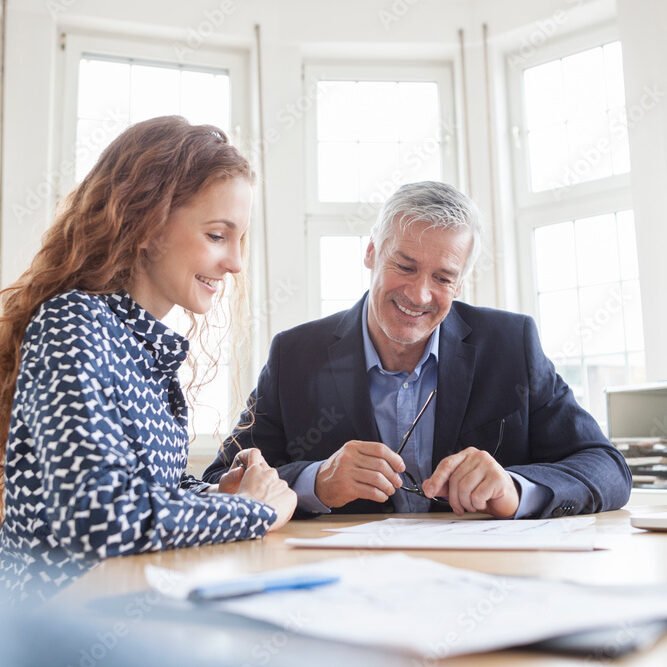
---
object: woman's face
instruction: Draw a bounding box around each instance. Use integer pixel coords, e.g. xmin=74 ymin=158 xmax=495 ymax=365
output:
xmin=130 ymin=176 xmax=252 ymax=319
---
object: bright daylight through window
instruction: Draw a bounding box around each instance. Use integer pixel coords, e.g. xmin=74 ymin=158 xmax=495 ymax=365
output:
xmin=519 ymin=40 xmax=645 ymax=427
xmin=315 ymin=77 xmax=444 ymax=315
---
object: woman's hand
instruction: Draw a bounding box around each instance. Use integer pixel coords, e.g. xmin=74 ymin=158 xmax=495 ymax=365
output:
xmin=218 ymin=448 xmax=297 ymax=531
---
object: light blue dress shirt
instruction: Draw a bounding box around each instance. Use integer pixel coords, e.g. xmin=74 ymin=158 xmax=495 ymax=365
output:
xmin=293 ymin=298 xmax=549 ymax=517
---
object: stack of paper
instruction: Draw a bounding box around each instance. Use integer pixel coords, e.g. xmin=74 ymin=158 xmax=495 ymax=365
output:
xmin=147 ymin=553 xmax=667 ymax=658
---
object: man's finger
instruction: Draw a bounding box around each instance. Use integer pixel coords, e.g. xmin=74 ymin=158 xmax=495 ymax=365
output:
xmin=355 ymin=441 xmax=406 ymax=473
xmin=422 ymin=450 xmax=470 ymax=497
xmin=356 ymin=454 xmax=403 ymax=487
xmin=353 ymin=468 xmax=398 ymax=497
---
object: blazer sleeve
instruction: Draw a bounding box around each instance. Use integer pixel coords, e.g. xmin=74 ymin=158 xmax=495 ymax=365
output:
xmin=506 ymin=316 xmax=632 ymax=517
xmin=24 ymin=310 xmax=276 ymax=562
xmin=202 ymin=333 xmax=315 ymax=487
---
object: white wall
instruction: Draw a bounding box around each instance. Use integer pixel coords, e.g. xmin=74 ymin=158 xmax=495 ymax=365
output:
xmin=2 ymin=0 xmax=666 ymax=381
xmin=616 ymin=0 xmax=667 ymax=382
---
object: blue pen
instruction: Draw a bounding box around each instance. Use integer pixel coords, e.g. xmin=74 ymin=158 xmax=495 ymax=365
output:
xmin=187 ymin=573 xmax=340 ymax=602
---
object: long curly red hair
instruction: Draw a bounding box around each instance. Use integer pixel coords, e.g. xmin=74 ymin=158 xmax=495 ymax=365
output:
xmin=0 ymin=116 xmax=253 ymax=522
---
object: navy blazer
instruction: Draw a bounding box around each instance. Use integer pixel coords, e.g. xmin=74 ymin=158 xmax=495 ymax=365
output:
xmin=204 ymin=296 xmax=631 ymax=517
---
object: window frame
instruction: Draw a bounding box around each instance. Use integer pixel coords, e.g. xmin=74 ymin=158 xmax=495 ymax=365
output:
xmin=507 ymin=24 xmax=642 ymax=425
xmin=58 ymin=32 xmax=250 ymax=199
xmin=303 ymin=60 xmax=458 ymax=320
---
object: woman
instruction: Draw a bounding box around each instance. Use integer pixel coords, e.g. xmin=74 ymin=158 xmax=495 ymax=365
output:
xmin=0 ymin=116 xmax=296 ymax=603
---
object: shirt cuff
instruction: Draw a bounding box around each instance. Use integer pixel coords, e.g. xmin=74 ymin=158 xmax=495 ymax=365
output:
xmin=507 ymin=471 xmax=550 ymax=519
xmin=292 ymin=461 xmax=332 ymax=514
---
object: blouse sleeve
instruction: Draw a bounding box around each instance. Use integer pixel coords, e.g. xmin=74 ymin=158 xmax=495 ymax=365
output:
xmin=19 ymin=301 xmax=276 ymax=562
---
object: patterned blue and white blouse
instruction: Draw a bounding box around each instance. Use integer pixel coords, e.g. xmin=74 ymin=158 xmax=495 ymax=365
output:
xmin=0 ymin=290 xmax=276 ymax=603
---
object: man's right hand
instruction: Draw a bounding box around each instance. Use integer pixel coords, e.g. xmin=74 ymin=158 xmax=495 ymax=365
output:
xmin=315 ymin=441 xmax=405 ymax=508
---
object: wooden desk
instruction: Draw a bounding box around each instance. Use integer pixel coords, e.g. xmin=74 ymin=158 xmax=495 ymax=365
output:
xmin=59 ymin=507 xmax=667 ymax=666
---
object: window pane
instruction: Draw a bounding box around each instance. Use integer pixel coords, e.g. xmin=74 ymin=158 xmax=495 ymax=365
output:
xmin=357 ymin=82 xmax=399 ymax=142
xmin=397 ymin=82 xmax=440 ymax=142
xmin=566 ymin=115 xmax=612 ymax=183
xmin=538 ymin=289 xmax=581 ymax=358
xmin=575 ymin=214 xmax=619 ymax=286
xmin=130 ymin=64 xmax=180 ymax=122
xmin=585 ymin=353 xmax=627 ymax=426
xmin=534 ymin=212 xmax=645 ymax=419
xmin=317 ymin=142 xmax=359 ymax=201
xmin=75 ymin=56 xmax=231 ymax=185
xmin=523 ymin=60 xmax=563 ymax=129
xmin=399 ymin=140 xmax=442 ymax=185
xmin=609 ymin=107 xmax=631 ymax=174
xmin=534 ymin=221 xmax=576 ymax=292
xmin=616 ymin=210 xmax=639 ymax=280
xmin=622 ymin=280 xmax=644 ymax=351
xmin=75 ymin=117 xmax=128 ymax=182
xmin=359 ymin=143 xmax=400 ymax=202
xmin=316 ymin=76 xmax=443 ymax=203
xmin=180 ymin=71 xmax=230 ymax=130
xmin=320 ymin=236 xmax=370 ymax=316
xmin=78 ymin=59 xmax=130 ymax=120
xmin=563 ymin=47 xmax=606 ymax=118
xmin=320 ymin=237 xmax=364 ymax=300
xmin=317 ymin=81 xmax=359 ymax=142
xmin=603 ymin=41 xmax=626 ymax=109
xmin=579 ymin=283 xmax=626 ymax=355
xmin=522 ymin=41 xmax=630 ymax=192
xmin=527 ymin=125 xmax=568 ymax=191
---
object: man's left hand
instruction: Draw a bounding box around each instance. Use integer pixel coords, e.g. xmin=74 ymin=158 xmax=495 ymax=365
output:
xmin=422 ymin=447 xmax=519 ymax=518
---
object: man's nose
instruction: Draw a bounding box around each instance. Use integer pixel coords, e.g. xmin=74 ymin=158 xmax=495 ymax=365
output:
xmin=404 ymin=274 xmax=431 ymax=306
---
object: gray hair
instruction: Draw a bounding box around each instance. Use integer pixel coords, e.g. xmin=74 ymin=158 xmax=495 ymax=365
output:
xmin=370 ymin=181 xmax=482 ymax=280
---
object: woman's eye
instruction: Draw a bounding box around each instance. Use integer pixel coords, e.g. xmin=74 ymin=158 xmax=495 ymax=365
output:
xmin=207 ymin=233 xmax=225 ymax=243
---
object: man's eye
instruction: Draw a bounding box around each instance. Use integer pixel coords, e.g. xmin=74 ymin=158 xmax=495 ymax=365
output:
xmin=207 ymin=233 xmax=225 ymax=243
xmin=397 ymin=264 xmax=413 ymax=272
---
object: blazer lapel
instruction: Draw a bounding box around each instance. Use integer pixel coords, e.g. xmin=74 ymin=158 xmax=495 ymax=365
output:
xmin=328 ymin=295 xmax=380 ymax=442
xmin=432 ymin=304 xmax=476 ymax=471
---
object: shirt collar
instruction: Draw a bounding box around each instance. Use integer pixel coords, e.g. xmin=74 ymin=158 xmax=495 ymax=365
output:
xmin=361 ymin=296 xmax=439 ymax=376
xmin=101 ymin=291 xmax=189 ymax=374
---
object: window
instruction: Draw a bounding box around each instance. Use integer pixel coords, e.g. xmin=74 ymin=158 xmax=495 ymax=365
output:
xmin=60 ymin=34 xmax=249 ymax=452
xmin=509 ymin=27 xmax=645 ymax=428
xmin=305 ymin=63 xmax=456 ymax=317
xmin=74 ymin=56 xmax=231 ymax=182
xmin=524 ymin=41 xmax=629 ymax=192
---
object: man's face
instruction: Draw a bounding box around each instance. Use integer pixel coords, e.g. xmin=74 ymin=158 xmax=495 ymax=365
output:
xmin=364 ymin=219 xmax=472 ymax=369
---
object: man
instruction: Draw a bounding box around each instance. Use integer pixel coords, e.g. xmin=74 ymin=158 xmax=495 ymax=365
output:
xmin=204 ymin=181 xmax=631 ymax=518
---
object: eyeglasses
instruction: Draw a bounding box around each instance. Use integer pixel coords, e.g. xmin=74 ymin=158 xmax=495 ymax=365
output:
xmin=396 ymin=389 xmax=450 ymax=507
xmin=396 ymin=390 xmax=506 ymax=508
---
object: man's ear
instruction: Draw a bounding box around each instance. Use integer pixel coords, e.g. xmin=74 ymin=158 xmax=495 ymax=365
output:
xmin=363 ymin=240 xmax=376 ymax=270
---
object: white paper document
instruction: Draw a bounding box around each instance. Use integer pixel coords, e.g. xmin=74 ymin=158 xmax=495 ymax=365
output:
xmin=147 ymin=553 xmax=667 ymax=658
xmin=286 ymin=517 xmax=597 ymax=551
